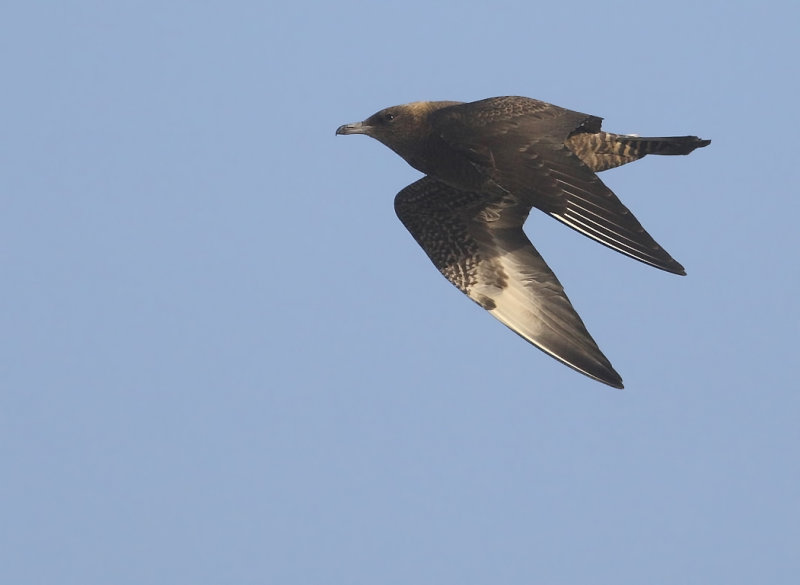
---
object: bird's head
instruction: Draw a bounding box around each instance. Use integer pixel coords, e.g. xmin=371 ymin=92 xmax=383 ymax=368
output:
xmin=336 ymin=101 xmax=460 ymax=168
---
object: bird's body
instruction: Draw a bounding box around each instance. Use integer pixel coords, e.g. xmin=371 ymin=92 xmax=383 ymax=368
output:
xmin=336 ymin=96 xmax=710 ymax=388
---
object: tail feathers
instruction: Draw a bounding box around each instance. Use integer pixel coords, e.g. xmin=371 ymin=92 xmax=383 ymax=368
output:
xmin=567 ymin=132 xmax=711 ymax=172
xmin=619 ymin=135 xmax=711 ymax=156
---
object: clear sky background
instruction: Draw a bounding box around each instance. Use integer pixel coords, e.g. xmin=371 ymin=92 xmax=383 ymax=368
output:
xmin=2 ymin=2 xmax=798 ymax=584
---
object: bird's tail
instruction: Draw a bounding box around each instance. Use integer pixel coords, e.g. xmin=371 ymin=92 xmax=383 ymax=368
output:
xmin=567 ymin=132 xmax=711 ymax=172
xmin=615 ymin=134 xmax=711 ymax=156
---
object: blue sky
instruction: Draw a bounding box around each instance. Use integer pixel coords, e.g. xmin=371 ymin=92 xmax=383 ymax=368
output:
xmin=2 ymin=2 xmax=798 ymax=584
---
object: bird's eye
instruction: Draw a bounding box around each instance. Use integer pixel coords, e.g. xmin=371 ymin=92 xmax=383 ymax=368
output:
xmin=383 ymin=112 xmax=395 ymax=122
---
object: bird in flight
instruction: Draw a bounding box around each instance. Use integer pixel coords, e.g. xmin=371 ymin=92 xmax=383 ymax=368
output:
xmin=336 ymin=96 xmax=709 ymax=388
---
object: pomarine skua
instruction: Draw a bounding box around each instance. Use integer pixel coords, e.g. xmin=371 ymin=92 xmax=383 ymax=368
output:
xmin=336 ymin=96 xmax=709 ymax=388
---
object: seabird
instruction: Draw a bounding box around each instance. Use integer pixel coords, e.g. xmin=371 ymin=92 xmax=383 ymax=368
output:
xmin=336 ymin=96 xmax=709 ymax=388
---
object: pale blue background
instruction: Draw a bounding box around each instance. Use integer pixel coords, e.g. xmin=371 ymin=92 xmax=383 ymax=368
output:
xmin=2 ymin=2 xmax=798 ymax=584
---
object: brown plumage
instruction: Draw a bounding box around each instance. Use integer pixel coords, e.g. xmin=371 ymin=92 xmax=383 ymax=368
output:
xmin=336 ymin=96 xmax=709 ymax=388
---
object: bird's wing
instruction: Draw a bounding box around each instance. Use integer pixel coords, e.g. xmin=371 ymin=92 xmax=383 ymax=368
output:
xmin=394 ymin=177 xmax=623 ymax=388
xmin=530 ymin=142 xmax=686 ymax=274
xmin=434 ymin=98 xmax=685 ymax=275
xmin=433 ymin=96 xmax=600 ymax=136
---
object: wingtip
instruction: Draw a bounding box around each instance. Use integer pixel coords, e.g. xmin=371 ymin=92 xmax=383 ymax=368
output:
xmin=664 ymin=261 xmax=687 ymax=276
xmin=593 ymin=368 xmax=624 ymax=389
xmin=551 ymin=347 xmax=625 ymax=389
xmin=643 ymin=249 xmax=684 ymax=275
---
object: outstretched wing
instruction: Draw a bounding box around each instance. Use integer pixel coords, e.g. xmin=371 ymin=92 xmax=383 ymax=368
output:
xmin=533 ymin=142 xmax=686 ymax=275
xmin=394 ymin=176 xmax=623 ymax=388
xmin=433 ymin=97 xmax=685 ymax=275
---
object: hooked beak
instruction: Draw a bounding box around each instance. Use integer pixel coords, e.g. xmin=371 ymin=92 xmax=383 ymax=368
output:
xmin=335 ymin=121 xmax=368 ymax=135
